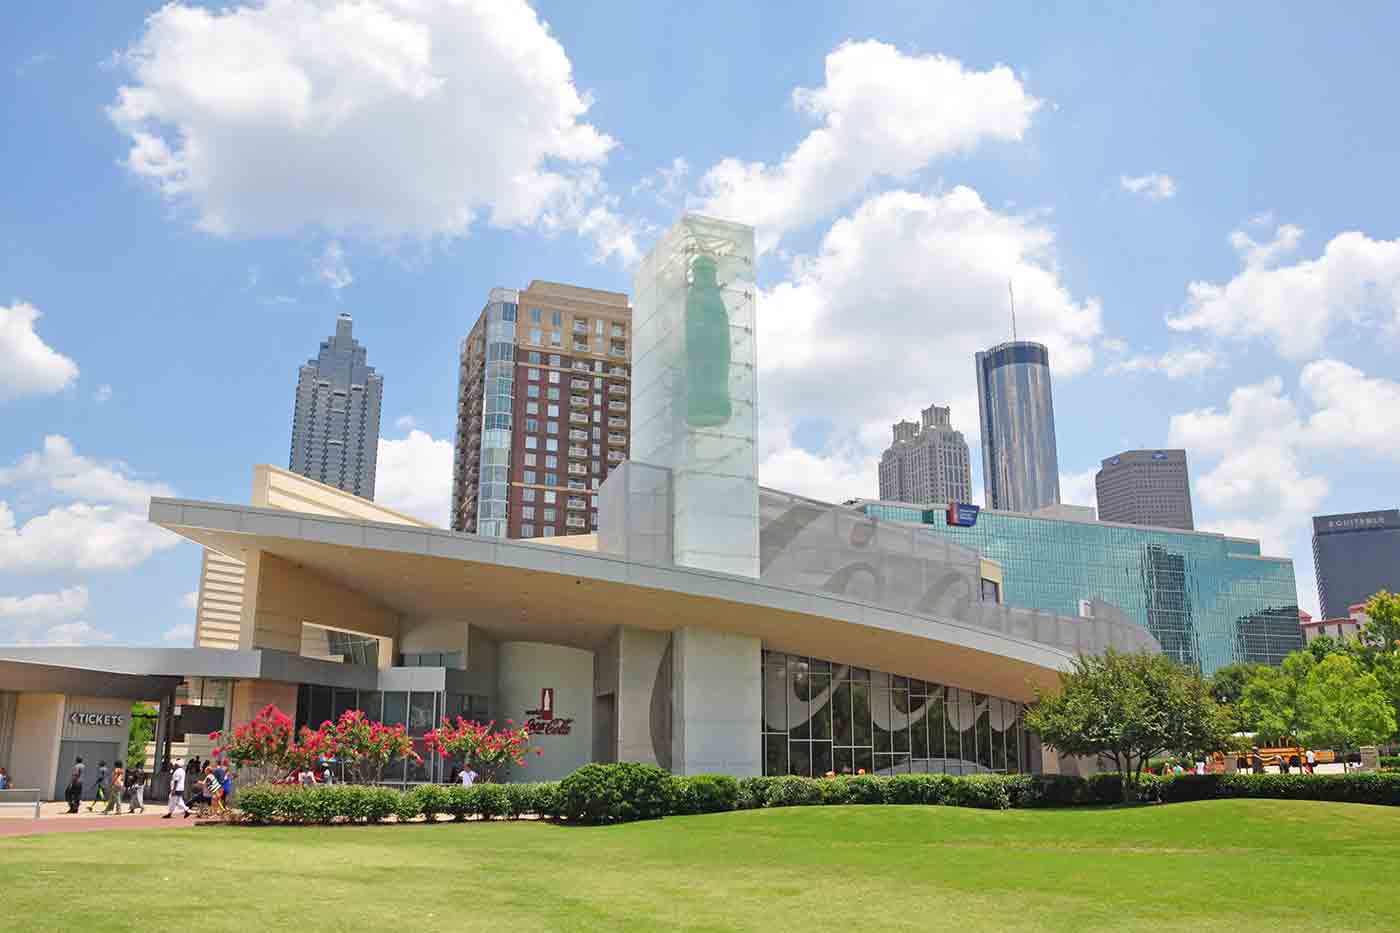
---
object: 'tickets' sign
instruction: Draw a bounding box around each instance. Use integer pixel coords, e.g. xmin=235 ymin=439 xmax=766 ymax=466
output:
xmin=525 ymin=687 xmax=574 ymax=736
xmin=69 ymin=712 xmax=125 ymax=727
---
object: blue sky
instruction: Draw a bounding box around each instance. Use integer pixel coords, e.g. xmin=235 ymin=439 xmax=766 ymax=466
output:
xmin=4 ymin=1 xmax=1400 ymax=645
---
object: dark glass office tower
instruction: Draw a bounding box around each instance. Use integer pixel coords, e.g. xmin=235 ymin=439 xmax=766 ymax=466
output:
xmin=1312 ymin=510 xmax=1400 ymax=619
xmin=290 ymin=313 xmax=382 ymax=498
xmin=975 ymin=341 xmax=1060 ymax=513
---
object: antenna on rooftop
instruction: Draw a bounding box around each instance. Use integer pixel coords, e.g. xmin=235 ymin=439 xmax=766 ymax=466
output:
xmin=1008 ymin=279 xmax=1018 ymax=342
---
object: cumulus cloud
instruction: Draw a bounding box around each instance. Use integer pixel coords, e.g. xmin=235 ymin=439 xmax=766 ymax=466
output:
xmin=699 ymin=40 xmax=1039 ymax=250
xmin=0 ymin=434 xmax=175 ymax=507
xmin=107 ymin=0 xmax=634 ymax=259
xmin=35 ymin=621 xmax=116 ymax=646
xmin=315 ymin=240 xmax=353 ymax=290
xmin=1107 ymin=347 xmax=1222 ymax=379
xmin=1058 ymin=468 xmax=1099 ymax=509
xmin=1168 ymin=224 xmax=1400 ymax=358
xmin=1299 ymin=359 xmax=1400 ymax=454
xmin=1119 ymin=172 xmax=1176 ymax=200
xmin=0 ymin=585 xmax=99 ymax=646
xmin=754 ymin=186 xmax=1101 ymax=504
xmin=376 ymin=429 xmax=453 ymax=525
xmin=0 ymin=502 xmax=181 ymax=572
xmin=163 ymin=623 xmax=196 ymax=643
xmin=0 ymin=301 xmax=79 ymax=401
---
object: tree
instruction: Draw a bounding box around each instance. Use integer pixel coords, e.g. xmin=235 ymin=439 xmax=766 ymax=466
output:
xmin=1241 ymin=651 xmax=1315 ymax=744
xmin=1025 ymin=650 xmax=1231 ymax=802
xmin=1297 ymin=653 xmax=1396 ymax=752
xmin=127 ymin=702 xmax=157 ymax=769
xmin=423 ymin=717 xmax=538 ymax=782
xmin=1209 ymin=663 xmax=1266 ymax=732
xmin=1306 ymin=635 xmax=1348 ymax=663
xmin=1361 ymin=591 xmax=1400 ymax=652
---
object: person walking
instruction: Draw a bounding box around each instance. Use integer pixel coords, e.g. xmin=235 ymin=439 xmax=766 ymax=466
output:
xmin=65 ymin=757 xmax=85 ymax=813
xmin=457 ymin=764 xmax=478 ymax=787
xmin=219 ymin=763 xmax=233 ymax=808
xmin=1305 ymin=748 xmax=1316 ymax=774
xmin=103 ymin=762 xmax=126 ymax=815
xmin=0 ymin=766 xmax=8 ymax=789
xmin=130 ymin=765 xmax=147 ymax=813
xmin=87 ymin=760 xmax=108 ymax=812
xmin=163 ymin=759 xmax=190 ymax=819
xmin=203 ymin=766 xmax=223 ymax=814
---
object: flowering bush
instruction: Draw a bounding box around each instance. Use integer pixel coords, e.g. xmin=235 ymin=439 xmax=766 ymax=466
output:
xmin=423 ymin=717 xmax=538 ymax=782
xmin=213 ymin=705 xmax=420 ymax=783
xmin=211 ymin=705 xmax=303 ymax=772
xmin=320 ymin=709 xmax=420 ymax=784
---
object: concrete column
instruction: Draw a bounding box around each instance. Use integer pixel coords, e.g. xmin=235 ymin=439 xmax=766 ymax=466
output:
xmin=11 ymin=693 xmax=65 ymax=798
xmin=671 ymin=626 xmax=761 ymax=777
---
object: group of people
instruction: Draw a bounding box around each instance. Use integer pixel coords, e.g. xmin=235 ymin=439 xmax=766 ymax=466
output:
xmin=61 ymin=757 xmax=149 ymax=814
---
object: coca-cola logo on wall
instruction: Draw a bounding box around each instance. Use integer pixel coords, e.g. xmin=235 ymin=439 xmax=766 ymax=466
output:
xmin=525 ymin=687 xmax=574 ymax=736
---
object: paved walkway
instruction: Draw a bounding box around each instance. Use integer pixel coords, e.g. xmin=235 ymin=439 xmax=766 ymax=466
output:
xmin=0 ymin=801 xmax=204 ymax=838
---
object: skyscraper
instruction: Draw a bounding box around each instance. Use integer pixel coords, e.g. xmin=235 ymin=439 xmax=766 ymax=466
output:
xmin=1095 ymin=449 xmax=1195 ymax=530
xmin=974 ymin=341 xmax=1060 ymax=513
xmin=289 ymin=313 xmax=382 ymax=498
xmin=878 ymin=404 xmax=973 ymax=505
xmin=1312 ymin=509 xmax=1400 ymax=619
xmin=452 ymin=281 xmax=631 ymax=538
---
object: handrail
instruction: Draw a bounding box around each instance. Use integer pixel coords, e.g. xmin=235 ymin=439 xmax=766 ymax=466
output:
xmin=0 ymin=788 xmax=42 ymax=819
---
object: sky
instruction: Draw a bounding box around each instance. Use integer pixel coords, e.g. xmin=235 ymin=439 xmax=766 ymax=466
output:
xmin=4 ymin=0 xmax=1400 ymax=647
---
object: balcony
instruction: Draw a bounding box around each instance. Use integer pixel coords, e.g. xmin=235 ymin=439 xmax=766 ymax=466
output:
xmin=608 ymin=433 xmax=626 ymax=446
xmin=569 ymin=412 xmax=589 ymax=425
xmin=567 ymin=497 xmax=587 ymax=510
xmin=608 ymin=416 xmax=627 ymax=428
xmin=570 ymin=395 xmax=589 ymax=408
xmin=573 ymin=342 xmax=589 ymax=353
xmin=568 ymin=445 xmax=589 ymax=459
xmin=572 ymin=360 xmax=590 ymax=372
xmin=609 ymin=366 xmax=628 ymax=377
xmin=608 ymin=400 xmax=627 ymax=412
xmin=567 ymin=479 xmax=586 ymax=490
xmin=570 ymin=378 xmax=590 ymax=390
xmin=567 ymin=464 xmax=588 ymax=476
xmin=607 ymin=450 xmax=625 ymax=463
xmin=565 ymin=516 xmax=587 ymax=529
xmin=573 ymin=321 xmax=588 ymax=334
xmin=609 ymin=346 xmax=627 ymax=357
xmin=607 ymin=383 xmax=626 ymax=396
xmin=569 ymin=428 xmax=589 ymax=441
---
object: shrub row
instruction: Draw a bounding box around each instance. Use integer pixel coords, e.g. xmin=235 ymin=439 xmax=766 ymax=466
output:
xmin=229 ymin=767 xmax=1400 ymax=825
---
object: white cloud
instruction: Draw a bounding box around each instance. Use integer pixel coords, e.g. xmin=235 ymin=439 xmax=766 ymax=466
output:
xmin=35 ymin=621 xmax=115 ymax=646
xmin=393 ymin=415 xmax=418 ymax=432
xmin=376 ymin=429 xmax=453 ymax=526
xmin=315 ymin=240 xmax=353 ymax=290
xmin=93 ymin=384 xmax=113 ymax=403
xmin=0 ymin=501 xmax=181 ymax=572
xmin=1299 ymin=358 xmax=1400 ymax=455
xmin=0 ymin=585 xmax=89 ymax=622
xmin=181 ymin=590 xmax=199 ymax=610
xmin=107 ymin=0 xmax=634 ymax=259
xmin=1168 ymin=225 xmax=1400 ymax=358
xmin=699 ymin=40 xmax=1039 ymax=250
xmin=1119 ymin=172 xmax=1176 ymax=200
xmin=1058 ymin=468 xmax=1099 ymax=509
xmin=1107 ymin=347 xmax=1222 ymax=379
xmin=163 ymin=623 xmax=196 ymax=643
xmin=754 ymin=186 xmax=1100 ymax=503
xmin=0 ymin=301 xmax=79 ymax=401
xmin=0 ymin=434 xmax=175 ymax=507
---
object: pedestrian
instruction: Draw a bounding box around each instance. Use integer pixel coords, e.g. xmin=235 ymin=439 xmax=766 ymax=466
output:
xmin=87 ymin=760 xmax=108 ymax=812
xmin=1194 ymin=760 xmax=1206 ymax=776
xmin=1279 ymin=755 xmax=1290 ymax=774
xmin=0 ymin=766 xmax=7 ymax=789
xmin=130 ymin=765 xmax=147 ymax=813
xmin=1305 ymin=748 xmax=1316 ymax=774
xmin=1251 ymin=748 xmax=1265 ymax=774
xmin=320 ymin=760 xmax=333 ymax=785
xmin=298 ymin=765 xmax=317 ymax=786
xmin=65 ymin=757 xmax=85 ymax=813
xmin=103 ymin=762 xmax=126 ymax=815
xmin=163 ymin=759 xmax=190 ymax=819
xmin=458 ymin=764 xmax=478 ymax=787
xmin=203 ymin=766 xmax=223 ymax=813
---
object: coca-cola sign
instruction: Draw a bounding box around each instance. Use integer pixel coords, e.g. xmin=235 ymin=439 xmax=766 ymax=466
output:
xmin=525 ymin=687 xmax=574 ymax=736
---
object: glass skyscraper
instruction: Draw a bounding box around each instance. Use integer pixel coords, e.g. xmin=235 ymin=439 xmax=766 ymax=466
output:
xmin=859 ymin=501 xmax=1303 ymax=673
xmin=975 ymin=341 xmax=1060 ymax=512
xmin=289 ymin=313 xmax=382 ymax=499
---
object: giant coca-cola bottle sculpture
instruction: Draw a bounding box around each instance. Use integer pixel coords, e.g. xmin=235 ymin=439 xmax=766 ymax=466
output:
xmin=685 ymin=254 xmax=732 ymax=427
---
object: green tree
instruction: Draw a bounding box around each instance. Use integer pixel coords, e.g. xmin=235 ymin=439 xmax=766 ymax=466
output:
xmin=1298 ymin=653 xmax=1396 ymax=752
xmin=1306 ymin=635 xmax=1348 ymax=662
xmin=1025 ymin=650 xmax=1231 ymax=802
xmin=1361 ymin=591 xmax=1400 ymax=652
xmin=127 ymin=702 xmax=157 ymax=769
xmin=1210 ymin=663 xmax=1266 ymax=732
xmin=1241 ymin=651 xmax=1315 ymax=744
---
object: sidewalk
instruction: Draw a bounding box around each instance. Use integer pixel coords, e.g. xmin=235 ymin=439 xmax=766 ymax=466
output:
xmin=0 ymin=801 xmax=203 ymax=839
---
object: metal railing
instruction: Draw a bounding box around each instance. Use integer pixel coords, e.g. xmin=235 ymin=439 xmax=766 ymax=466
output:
xmin=0 ymin=788 xmax=41 ymax=819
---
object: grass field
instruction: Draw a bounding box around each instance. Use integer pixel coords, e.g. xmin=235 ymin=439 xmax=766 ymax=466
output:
xmin=3 ymin=800 xmax=1396 ymax=932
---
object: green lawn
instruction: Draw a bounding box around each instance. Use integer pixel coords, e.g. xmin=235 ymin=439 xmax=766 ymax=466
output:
xmin=4 ymin=800 xmax=1396 ymax=931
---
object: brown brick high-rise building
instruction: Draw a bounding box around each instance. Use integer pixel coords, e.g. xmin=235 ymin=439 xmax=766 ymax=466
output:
xmin=452 ymin=281 xmax=631 ymax=538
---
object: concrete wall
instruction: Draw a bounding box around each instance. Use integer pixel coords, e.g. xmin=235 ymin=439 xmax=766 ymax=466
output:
xmin=9 ymin=693 xmax=65 ymax=794
xmin=496 ymin=642 xmax=594 ymax=781
xmin=228 ymin=679 xmax=299 ymax=729
xmin=194 ymin=548 xmax=246 ymax=650
xmin=671 ymin=627 xmax=761 ymax=776
xmin=594 ymin=627 xmax=672 ymax=768
xmin=400 ymin=617 xmax=471 ymax=659
xmin=240 ymin=551 xmax=401 ymax=657
xmin=252 ymin=464 xmax=433 ymax=527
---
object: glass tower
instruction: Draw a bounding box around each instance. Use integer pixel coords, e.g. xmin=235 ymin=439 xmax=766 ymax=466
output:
xmin=859 ymin=501 xmax=1303 ymax=673
xmin=452 ymin=290 xmax=518 ymax=536
xmin=289 ymin=313 xmax=382 ymax=499
xmin=975 ymin=341 xmax=1060 ymax=513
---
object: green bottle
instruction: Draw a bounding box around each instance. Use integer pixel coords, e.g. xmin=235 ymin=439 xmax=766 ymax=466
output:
xmin=685 ymin=255 xmax=732 ymax=427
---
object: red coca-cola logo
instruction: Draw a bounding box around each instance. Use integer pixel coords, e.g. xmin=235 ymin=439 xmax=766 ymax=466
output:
xmin=527 ymin=716 xmax=574 ymax=735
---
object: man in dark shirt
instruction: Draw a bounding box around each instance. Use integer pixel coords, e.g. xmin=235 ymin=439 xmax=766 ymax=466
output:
xmin=65 ymin=757 xmax=86 ymax=813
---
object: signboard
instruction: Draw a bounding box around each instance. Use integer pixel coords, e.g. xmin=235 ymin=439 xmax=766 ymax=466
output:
xmin=524 ymin=687 xmax=575 ymax=736
xmin=945 ymin=503 xmax=980 ymax=528
xmin=68 ymin=712 xmax=124 ymax=727
xmin=1314 ymin=510 xmax=1400 ymax=534
xmin=1151 ymin=451 xmax=1169 ymax=461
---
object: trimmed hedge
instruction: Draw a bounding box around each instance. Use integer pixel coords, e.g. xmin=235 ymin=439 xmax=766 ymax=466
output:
xmin=226 ymin=766 xmax=1400 ymax=826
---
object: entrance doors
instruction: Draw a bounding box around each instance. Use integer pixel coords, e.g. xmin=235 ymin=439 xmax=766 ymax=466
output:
xmin=54 ymin=740 xmax=120 ymax=801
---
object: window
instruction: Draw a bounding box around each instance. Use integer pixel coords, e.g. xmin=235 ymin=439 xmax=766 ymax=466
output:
xmin=981 ymin=579 xmax=1000 ymax=603
xmin=524 ymin=453 xmax=537 ymax=467
xmin=612 ymin=323 xmax=625 ymax=337
xmin=546 ymin=421 xmax=558 ymax=434
xmin=528 ymin=351 xmax=541 ymax=364
xmin=549 ymin=354 xmax=561 ymax=366
xmin=545 ymin=455 xmax=558 ymax=468
xmin=592 ymin=427 xmax=601 ymax=439
xmin=529 ymin=328 xmax=542 ymax=344
xmin=530 ymin=308 xmax=542 ymax=323
xmin=525 ymin=418 xmax=539 ymax=432
xmin=527 ymin=367 xmax=540 ymax=380
xmin=595 ymin=320 xmax=605 ymax=335
xmin=523 ymin=470 xmax=537 ymax=484
xmin=543 ymin=508 xmax=556 ymax=522
xmin=546 ymin=438 xmax=558 ymax=452
xmin=524 ymin=436 xmax=537 ymax=450
xmin=550 ymin=330 xmax=561 ymax=346
xmin=522 ymin=523 xmax=535 ymax=537
xmin=522 ymin=506 xmax=535 ymax=520
xmin=547 ymin=387 xmax=560 ymax=401
xmin=547 ymin=404 xmax=559 ymax=417
xmin=544 ymin=473 xmax=557 ymax=486
xmin=594 ymin=392 xmax=602 ymax=406
xmin=543 ymin=491 xmax=556 ymax=504
xmin=521 ymin=488 xmax=536 ymax=503
xmin=551 ymin=310 xmax=562 ymax=326
xmin=526 ymin=401 xmax=539 ymax=415
xmin=526 ymin=384 xmax=540 ymax=398
xmin=548 ymin=371 xmax=560 ymax=384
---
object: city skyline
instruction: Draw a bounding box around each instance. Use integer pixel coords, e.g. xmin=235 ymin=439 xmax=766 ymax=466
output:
xmin=5 ymin=1 xmax=1400 ymax=646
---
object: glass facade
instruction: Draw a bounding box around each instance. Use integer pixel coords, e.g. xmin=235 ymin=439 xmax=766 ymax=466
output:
xmin=475 ymin=298 xmax=517 ymax=537
xmin=761 ymin=651 xmax=1027 ymax=777
xmin=861 ymin=502 xmax=1302 ymax=673
xmin=975 ymin=341 xmax=1060 ymax=513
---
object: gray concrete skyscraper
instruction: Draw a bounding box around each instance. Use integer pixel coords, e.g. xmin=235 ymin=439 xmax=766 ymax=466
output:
xmin=290 ymin=313 xmax=382 ymax=499
xmin=975 ymin=341 xmax=1060 ymax=512
xmin=1095 ymin=449 xmax=1195 ymax=530
xmin=878 ymin=404 xmax=973 ymax=505
xmin=1312 ymin=510 xmax=1400 ymax=619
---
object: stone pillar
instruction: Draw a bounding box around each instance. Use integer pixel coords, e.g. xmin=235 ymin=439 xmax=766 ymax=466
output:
xmin=671 ymin=626 xmax=761 ymax=776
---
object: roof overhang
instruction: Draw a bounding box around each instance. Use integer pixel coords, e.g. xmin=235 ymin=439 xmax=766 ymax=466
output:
xmin=150 ymin=498 xmax=1074 ymax=702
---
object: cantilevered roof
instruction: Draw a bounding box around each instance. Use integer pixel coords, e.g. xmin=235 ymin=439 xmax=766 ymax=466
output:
xmin=150 ymin=497 xmax=1076 ymax=701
